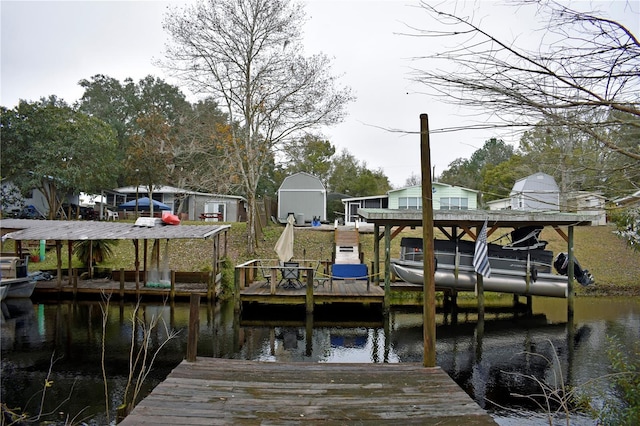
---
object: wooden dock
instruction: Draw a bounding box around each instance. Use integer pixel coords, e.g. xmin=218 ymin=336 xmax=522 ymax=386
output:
xmin=33 ymin=278 xmax=212 ymax=301
xmin=120 ymin=358 xmax=497 ymax=425
xmin=240 ymin=280 xmax=385 ymax=307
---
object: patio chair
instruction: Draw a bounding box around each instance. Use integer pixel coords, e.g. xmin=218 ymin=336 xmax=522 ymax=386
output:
xmin=106 ymin=209 xmax=119 ymax=221
xmin=258 ymin=260 xmax=273 ymax=288
xmin=279 ymin=262 xmax=302 ymax=289
xmin=313 ymin=261 xmax=331 ymax=288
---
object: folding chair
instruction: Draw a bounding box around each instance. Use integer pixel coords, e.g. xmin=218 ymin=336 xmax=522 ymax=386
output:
xmin=258 ymin=261 xmax=273 ymax=288
xmin=280 ymin=262 xmax=302 ymax=289
xmin=313 ymin=261 xmax=331 ymax=288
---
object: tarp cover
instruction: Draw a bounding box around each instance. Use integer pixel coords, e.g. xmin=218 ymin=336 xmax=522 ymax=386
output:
xmin=118 ymin=197 xmax=171 ymax=211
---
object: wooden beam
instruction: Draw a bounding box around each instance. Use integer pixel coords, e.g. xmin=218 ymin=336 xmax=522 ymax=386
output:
xmin=437 ymin=226 xmax=453 ymax=240
xmin=553 ymin=225 xmax=569 ymax=243
xmin=390 ymin=226 xmax=405 ymax=241
xmin=460 ymin=225 xmax=476 ymax=241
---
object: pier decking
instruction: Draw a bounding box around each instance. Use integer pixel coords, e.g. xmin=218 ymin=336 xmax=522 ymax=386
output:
xmin=120 ymin=357 xmax=497 ymax=425
xmin=240 ymin=279 xmax=385 ymax=306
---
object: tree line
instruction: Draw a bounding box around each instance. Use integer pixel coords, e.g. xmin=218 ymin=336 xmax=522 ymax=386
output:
xmin=0 ymin=76 xmax=391 ymax=220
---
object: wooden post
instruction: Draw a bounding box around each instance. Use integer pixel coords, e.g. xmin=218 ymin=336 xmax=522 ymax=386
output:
xmin=134 ymin=239 xmax=140 ymax=290
xmin=207 ymin=271 xmax=214 ymax=303
xmin=374 ymin=224 xmax=380 ymax=285
xmin=239 ymin=266 xmax=246 ymax=290
xmin=119 ymin=268 xmax=125 ymax=298
xmin=186 ymin=294 xmax=200 ymax=362
xmin=270 ymin=268 xmax=277 ymax=295
xmin=567 ymin=226 xmax=575 ymax=321
xmin=56 ymin=240 xmax=63 ymax=289
xmin=305 ymin=313 xmax=314 ymax=357
xmin=383 ymin=225 xmax=391 ymax=313
xmin=305 ymin=267 xmax=314 ymax=314
xmin=476 ymin=274 xmax=485 ymax=321
xmin=170 ymin=270 xmax=176 ymax=302
xmin=88 ymin=240 xmax=93 ymax=279
xmin=233 ymin=267 xmax=241 ymax=313
xmin=72 ymin=268 xmax=77 ymax=297
xmin=421 ymin=113 xmax=436 ymax=368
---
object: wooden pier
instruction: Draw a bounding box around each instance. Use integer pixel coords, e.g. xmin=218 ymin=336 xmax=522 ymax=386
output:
xmin=236 ymin=260 xmax=385 ymax=313
xmin=33 ymin=278 xmax=212 ymax=302
xmin=240 ymin=280 xmax=384 ymax=307
xmin=120 ymin=357 xmax=497 ymax=425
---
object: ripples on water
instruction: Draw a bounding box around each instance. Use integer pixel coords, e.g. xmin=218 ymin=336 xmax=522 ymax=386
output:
xmin=1 ymin=296 xmax=638 ymax=425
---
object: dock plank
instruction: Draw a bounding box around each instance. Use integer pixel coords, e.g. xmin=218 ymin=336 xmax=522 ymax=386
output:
xmin=121 ymin=358 xmax=496 ymax=425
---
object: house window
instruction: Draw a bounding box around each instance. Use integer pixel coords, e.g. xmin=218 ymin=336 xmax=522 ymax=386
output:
xmin=398 ymin=197 xmax=422 ymax=210
xmin=440 ymin=197 xmax=468 ymax=210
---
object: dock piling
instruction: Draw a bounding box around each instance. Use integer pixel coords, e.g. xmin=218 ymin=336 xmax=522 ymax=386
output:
xmin=186 ymin=293 xmax=200 ymax=362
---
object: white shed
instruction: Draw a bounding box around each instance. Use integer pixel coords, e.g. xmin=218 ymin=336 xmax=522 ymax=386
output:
xmin=277 ymin=172 xmax=327 ymax=224
xmin=510 ymin=172 xmax=560 ymax=211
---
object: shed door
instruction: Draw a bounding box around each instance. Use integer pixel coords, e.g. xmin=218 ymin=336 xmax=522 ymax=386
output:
xmin=204 ymin=202 xmax=225 ymax=222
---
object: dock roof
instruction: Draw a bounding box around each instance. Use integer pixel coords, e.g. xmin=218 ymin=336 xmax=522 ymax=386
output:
xmin=357 ymin=208 xmax=594 ymax=228
xmin=0 ymin=218 xmax=229 ymax=241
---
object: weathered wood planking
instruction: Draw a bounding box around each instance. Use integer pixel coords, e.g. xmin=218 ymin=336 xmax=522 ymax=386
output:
xmin=240 ymin=280 xmax=385 ymax=306
xmin=121 ymin=358 xmax=497 ymax=425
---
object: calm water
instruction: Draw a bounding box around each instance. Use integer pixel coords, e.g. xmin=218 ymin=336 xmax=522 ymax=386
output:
xmin=1 ymin=296 xmax=638 ymax=425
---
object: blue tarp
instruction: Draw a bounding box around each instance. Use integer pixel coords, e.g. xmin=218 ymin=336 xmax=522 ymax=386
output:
xmin=118 ymin=197 xmax=171 ymax=211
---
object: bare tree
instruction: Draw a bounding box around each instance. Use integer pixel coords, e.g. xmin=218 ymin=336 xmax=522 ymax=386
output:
xmin=161 ymin=0 xmax=353 ymax=253
xmin=409 ymin=0 xmax=640 ymax=164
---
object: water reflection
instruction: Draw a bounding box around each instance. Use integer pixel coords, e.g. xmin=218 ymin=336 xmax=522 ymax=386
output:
xmin=1 ymin=297 xmax=638 ymax=425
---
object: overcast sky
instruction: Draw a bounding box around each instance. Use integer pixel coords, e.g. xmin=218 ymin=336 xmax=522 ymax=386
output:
xmin=2 ymin=1 xmax=637 ymax=188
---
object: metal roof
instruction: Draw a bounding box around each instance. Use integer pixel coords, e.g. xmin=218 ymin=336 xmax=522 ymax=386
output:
xmin=357 ymin=209 xmax=594 ymax=228
xmin=0 ymin=219 xmax=230 ymax=241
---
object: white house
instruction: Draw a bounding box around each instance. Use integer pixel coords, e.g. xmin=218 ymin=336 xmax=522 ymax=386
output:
xmin=486 ymin=197 xmax=511 ymax=211
xmin=388 ymin=183 xmax=479 ymax=210
xmin=567 ymin=191 xmax=607 ymax=226
xmin=510 ymin=172 xmax=560 ymax=211
xmin=341 ymin=195 xmax=388 ymax=224
xmin=1 ymin=179 xmax=77 ymax=219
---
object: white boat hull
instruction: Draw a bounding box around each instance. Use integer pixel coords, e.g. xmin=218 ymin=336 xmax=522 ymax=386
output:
xmin=391 ymin=259 xmax=568 ymax=298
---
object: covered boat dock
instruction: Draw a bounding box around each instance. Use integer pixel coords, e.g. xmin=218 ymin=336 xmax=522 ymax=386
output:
xmin=0 ymin=218 xmax=229 ymax=301
xmin=358 ymin=208 xmax=594 ymax=317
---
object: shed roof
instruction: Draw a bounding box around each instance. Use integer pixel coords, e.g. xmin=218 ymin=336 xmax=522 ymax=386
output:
xmin=114 ymin=185 xmax=247 ymax=201
xmin=0 ymin=219 xmax=229 ymax=241
xmin=511 ymin=172 xmax=558 ymax=193
xmin=278 ymin=172 xmax=325 ymax=191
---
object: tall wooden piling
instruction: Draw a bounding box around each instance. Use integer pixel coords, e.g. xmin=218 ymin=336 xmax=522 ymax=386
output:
xmin=420 ymin=113 xmax=436 ymax=368
xmin=186 ymin=294 xmax=200 ymax=362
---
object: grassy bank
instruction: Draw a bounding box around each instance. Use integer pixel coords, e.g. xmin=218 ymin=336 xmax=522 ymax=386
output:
xmin=11 ymin=221 xmax=640 ymax=296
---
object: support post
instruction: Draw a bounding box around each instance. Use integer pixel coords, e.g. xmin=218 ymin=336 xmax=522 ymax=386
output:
xmin=421 ymin=113 xmax=436 ymax=368
xmin=186 ymin=294 xmax=200 ymax=362
xmin=72 ymin=268 xmax=77 ymax=298
xmin=567 ymin=226 xmax=575 ymax=321
xmin=207 ymin=271 xmax=214 ymax=303
xmin=305 ymin=268 xmax=314 ymax=314
xmin=170 ymin=270 xmax=176 ymax=302
xmin=119 ymin=268 xmax=125 ymax=298
xmin=476 ymin=274 xmax=485 ymax=322
xmin=383 ymin=225 xmax=391 ymax=313
xmin=67 ymin=241 xmax=73 ymax=283
xmin=233 ymin=267 xmax=241 ymax=313
xmin=374 ymin=224 xmax=380 ymax=285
